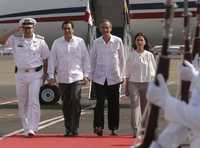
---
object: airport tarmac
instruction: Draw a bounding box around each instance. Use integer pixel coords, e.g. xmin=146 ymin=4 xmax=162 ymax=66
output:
xmin=0 ymin=55 xmax=189 ymax=147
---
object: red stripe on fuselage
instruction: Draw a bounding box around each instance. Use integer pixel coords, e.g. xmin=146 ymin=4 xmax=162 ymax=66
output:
xmin=0 ymin=15 xmax=88 ymax=24
xmin=129 ymin=11 xmax=196 ymax=19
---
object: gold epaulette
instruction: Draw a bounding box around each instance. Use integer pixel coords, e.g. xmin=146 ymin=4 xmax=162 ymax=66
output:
xmin=35 ymin=34 xmax=44 ymax=40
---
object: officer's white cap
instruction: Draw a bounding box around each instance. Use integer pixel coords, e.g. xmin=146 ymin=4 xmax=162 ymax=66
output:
xmin=19 ymin=17 xmax=37 ymax=27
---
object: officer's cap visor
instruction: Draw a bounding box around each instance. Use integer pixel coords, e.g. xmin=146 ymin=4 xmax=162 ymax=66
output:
xmin=19 ymin=18 xmax=37 ymax=27
xmin=22 ymin=23 xmax=34 ymax=28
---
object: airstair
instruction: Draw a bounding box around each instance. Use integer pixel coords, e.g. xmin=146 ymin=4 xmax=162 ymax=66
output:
xmin=88 ymin=0 xmax=132 ymax=99
xmin=90 ymin=0 xmax=124 ymax=38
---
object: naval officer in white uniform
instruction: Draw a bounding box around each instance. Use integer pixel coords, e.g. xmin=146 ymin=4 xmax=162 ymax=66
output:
xmin=0 ymin=17 xmax=49 ymax=136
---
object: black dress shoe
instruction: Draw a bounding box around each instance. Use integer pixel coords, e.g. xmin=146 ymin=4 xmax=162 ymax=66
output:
xmin=68 ymin=131 xmax=75 ymax=136
xmin=94 ymin=127 xmax=103 ymax=136
xmin=64 ymin=129 xmax=70 ymax=137
xmin=65 ymin=131 xmax=75 ymax=137
xmin=111 ymin=130 xmax=118 ymax=136
xmin=72 ymin=130 xmax=78 ymax=136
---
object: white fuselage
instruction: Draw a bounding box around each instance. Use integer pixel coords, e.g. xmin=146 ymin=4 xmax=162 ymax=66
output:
xmin=129 ymin=0 xmax=197 ymax=45
xmin=0 ymin=0 xmax=90 ymax=46
xmin=0 ymin=0 xmax=197 ymax=46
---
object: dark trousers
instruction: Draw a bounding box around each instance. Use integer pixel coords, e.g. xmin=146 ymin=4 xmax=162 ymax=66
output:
xmin=59 ymin=81 xmax=81 ymax=132
xmin=93 ymin=80 xmax=120 ymax=130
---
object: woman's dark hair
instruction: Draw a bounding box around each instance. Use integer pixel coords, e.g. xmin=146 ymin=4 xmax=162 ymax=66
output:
xmin=132 ymin=32 xmax=151 ymax=51
xmin=61 ymin=21 xmax=74 ymax=29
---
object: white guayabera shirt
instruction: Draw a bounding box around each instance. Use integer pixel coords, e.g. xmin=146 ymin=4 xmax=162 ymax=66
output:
xmin=90 ymin=35 xmax=125 ymax=85
xmin=48 ymin=35 xmax=90 ymax=84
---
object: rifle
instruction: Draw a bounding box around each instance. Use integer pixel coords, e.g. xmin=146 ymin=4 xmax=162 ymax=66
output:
xmin=181 ymin=0 xmax=200 ymax=102
xmin=180 ymin=0 xmax=192 ymax=104
xmin=177 ymin=1 xmax=191 ymax=147
xmin=132 ymin=1 xmax=176 ymax=148
xmin=178 ymin=1 xmax=200 ymax=148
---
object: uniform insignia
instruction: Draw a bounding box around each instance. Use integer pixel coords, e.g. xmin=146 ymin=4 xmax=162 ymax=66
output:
xmin=14 ymin=32 xmax=23 ymax=38
xmin=35 ymin=34 xmax=44 ymax=40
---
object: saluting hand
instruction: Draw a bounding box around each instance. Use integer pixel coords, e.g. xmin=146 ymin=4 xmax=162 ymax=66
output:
xmin=16 ymin=26 xmax=23 ymax=32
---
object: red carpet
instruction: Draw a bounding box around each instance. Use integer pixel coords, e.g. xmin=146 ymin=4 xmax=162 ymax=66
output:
xmin=0 ymin=134 xmax=140 ymax=148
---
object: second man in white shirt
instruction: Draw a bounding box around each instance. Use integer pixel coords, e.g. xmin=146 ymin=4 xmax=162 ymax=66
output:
xmin=90 ymin=19 xmax=125 ymax=136
xmin=48 ymin=21 xmax=90 ymax=136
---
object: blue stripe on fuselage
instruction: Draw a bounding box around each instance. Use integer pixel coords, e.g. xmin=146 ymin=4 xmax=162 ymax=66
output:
xmin=129 ymin=1 xmax=196 ymax=10
xmin=0 ymin=7 xmax=86 ymax=19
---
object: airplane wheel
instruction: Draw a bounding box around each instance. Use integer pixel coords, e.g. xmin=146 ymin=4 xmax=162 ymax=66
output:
xmin=39 ymin=84 xmax=60 ymax=105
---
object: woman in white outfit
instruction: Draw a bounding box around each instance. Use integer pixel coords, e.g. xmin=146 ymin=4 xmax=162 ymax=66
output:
xmin=125 ymin=32 xmax=156 ymax=137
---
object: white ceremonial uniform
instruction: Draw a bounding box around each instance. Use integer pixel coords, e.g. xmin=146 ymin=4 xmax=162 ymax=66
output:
xmin=161 ymin=88 xmax=200 ymax=148
xmin=148 ymin=73 xmax=200 ymax=148
xmin=6 ymin=33 xmax=49 ymax=133
xmin=90 ymin=35 xmax=125 ymax=85
xmin=151 ymin=123 xmax=189 ymax=148
xmin=48 ymin=35 xmax=90 ymax=82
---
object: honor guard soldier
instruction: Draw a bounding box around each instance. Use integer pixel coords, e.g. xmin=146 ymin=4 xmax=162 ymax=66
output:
xmin=0 ymin=17 xmax=50 ymax=136
xmin=147 ymin=61 xmax=200 ymax=148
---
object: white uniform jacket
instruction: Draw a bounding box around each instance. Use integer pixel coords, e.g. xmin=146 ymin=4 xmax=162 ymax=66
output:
xmin=48 ymin=35 xmax=90 ymax=84
xmin=90 ymin=35 xmax=125 ymax=85
xmin=6 ymin=33 xmax=49 ymax=69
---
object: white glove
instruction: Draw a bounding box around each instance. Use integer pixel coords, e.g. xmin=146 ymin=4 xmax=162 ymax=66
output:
xmin=178 ymin=60 xmax=199 ymax=81
xmin=150 ymin=141 xmax=162 ymax=148
xmin=147 ymin=74 xmax=171 ymax=108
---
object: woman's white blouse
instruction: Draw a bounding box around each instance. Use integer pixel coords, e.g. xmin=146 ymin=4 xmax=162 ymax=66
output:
xmin=126 ymin=49 xmax=156 ymax=82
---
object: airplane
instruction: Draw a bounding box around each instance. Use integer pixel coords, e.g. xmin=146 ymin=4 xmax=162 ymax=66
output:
xmin=0 ymin=0 xmax=198 ymax=47
xmin=0 ymin=0 xmax=198 ymax=103
xmin=0 ymin=0 xmax=94 ymax=104
xmin=0 ymin=0 xmax=92 ymax=47
xmin=128 ymin=0 xmax=197 ymax=46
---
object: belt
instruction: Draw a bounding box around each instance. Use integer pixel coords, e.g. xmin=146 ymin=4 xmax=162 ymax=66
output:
xmin=15 ymin=65 xmax=43 ymax=73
